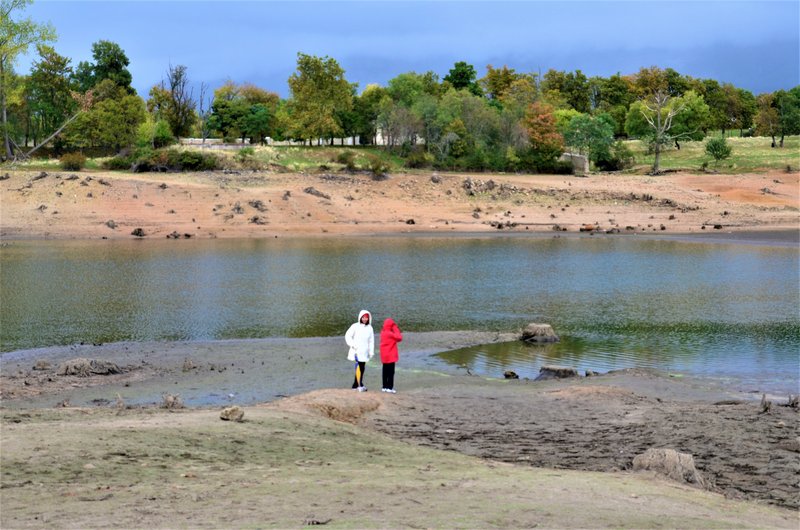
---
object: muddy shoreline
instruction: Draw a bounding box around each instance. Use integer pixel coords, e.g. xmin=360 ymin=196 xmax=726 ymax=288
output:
xmin=1 ymin=333 xmax=797 ymax=512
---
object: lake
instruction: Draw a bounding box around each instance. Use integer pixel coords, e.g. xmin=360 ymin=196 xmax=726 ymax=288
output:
xmin=1 ymin=235 xmax=798 ymax=393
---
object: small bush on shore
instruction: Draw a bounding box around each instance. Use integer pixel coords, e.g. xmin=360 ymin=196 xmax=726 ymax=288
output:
xmin=59 ymin=152 xmax=86 ymax=171
xmin=103 ymin=148 xmax=221 ymax=172
xmin=365 ymin=153 xmax=390 ymax=177
xmin=336 ymin=150 xmax=357 ymax=171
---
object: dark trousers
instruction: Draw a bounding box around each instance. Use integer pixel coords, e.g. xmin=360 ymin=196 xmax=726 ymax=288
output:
xmin=351 ymin=361 xmax=366 ymax=388
xmin=382 ymin=362 xmax=395 ymax=390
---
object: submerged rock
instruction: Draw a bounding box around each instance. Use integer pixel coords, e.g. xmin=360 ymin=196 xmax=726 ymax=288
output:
xmin=534 ymin=365 xmax=578 ymax=381
xmin=521 ymin=323 xmax=559 ymax=343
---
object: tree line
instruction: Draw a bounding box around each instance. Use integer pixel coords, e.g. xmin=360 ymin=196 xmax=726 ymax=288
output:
xmin=2 ymin=0 xmax=799 ymax=173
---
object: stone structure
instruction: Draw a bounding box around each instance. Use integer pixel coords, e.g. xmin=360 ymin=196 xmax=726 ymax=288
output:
xmin=559 ymin=153 xmax=589 ymax=175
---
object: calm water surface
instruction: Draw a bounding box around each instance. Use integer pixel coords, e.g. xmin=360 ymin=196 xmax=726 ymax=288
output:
xmin=1 ymin=236 xmax=798 ymax=393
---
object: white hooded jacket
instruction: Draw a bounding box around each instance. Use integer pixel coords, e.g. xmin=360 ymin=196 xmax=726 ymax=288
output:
xmin=345 ymin=309 xmax=374 ymax=362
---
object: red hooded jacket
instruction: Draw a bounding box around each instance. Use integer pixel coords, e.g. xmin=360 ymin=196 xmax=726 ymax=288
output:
xmin=379 ymin=318 xmax=402 ymax=364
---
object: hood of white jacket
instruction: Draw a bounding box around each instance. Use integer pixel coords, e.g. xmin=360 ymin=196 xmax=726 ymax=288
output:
xmin=357 ymin=309 xmax=371 ymax=325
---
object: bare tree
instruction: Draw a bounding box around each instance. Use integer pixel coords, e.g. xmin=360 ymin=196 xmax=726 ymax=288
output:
xmin=197 ymin=81 xmax=211 ymax=143
xmin=165 ymin=63 xmax=195 ymax=138
xmin=639 ymin=90 xmax=685 ymax=174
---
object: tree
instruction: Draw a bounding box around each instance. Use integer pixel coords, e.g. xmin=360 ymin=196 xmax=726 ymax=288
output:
xmin=206 ymin=80 xmax=280 ymax=143
xmin=480 ymin=64 xmax=519 ymax=101
xmin=522 ymin=101 xmax=564 ymax=168
xmin=0 ymin=0 xmax=56 ymax=158
xmin=162 ymin=64 xmax=195 ymax=138
xmin=754 ymin=93 xmax=780 ymax=147
xmin=353 ymin=84 xmax=386 ymax=144
xmin=562 ymin=70 xmax=590 ymax=113
xmin=625 ymin=90 xmax=686 ymax=174
xmin=775 ymin=86 xmax=800 ymax=147
xmin=443 ymin=61 xmax=482 ymax=97
xmin=27 ymin=44 xmax=74 ymax=145
xmin=64 ymin=79 xmax=144 ymax=150
xmin=240 ymin=103 xmax=271 ymax=145
xmin=705 ymin=136 xmax=732 ymax=166
xmin=563 ymin=112 xmax=615 ymax=163
xmin=669 ymin=90 xmax=711 ymax=148
xmin=88 ymin=40 xmax=133 ymax=93
xmin=501 ymin=75 xmax=538 ymax=116
xmin=287 ymin=53 xmax=353 ymax=144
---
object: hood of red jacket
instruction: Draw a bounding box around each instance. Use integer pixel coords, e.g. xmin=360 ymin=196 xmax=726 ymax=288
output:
xmin=382 ymin=318 xmax=395 ymax=329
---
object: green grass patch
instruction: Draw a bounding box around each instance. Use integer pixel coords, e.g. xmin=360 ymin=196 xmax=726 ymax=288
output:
xmin=627 ymin=135 xmax=800 ymax=173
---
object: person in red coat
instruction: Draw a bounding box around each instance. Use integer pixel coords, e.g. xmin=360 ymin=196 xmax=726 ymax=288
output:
xmin=379 ymin=318 xmax=402 ymax=393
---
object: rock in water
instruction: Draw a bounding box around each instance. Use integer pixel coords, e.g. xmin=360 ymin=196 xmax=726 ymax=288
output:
xmin=520 ymin=323 xmax=559 ymax=343
xmin=220 ymin=406 xmax=244 ymax=422
xmin=534 ymin=365 xmax=578 ymax=381
xmin=633 ymin=448 xmax=707 ymax=488
xmin=503 ymin=370 xmax=519 ymax=379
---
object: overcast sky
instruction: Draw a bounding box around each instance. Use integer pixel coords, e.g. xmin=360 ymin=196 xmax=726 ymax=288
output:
xmin=19 ymin=0 xmax=800 ymax=99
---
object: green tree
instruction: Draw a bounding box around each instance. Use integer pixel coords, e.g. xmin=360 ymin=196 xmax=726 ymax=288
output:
xmin=563 ymin=112 xmax=615 ymax=163
xmin=443 ymin=61 xmax=482 ymax=97
xmin=775 ymin=86 xmax=800 ymax=147
xmin=353 ymin=84 xmax=386 ymax=144
xmin=754 ymin=92 xmax=780 ymax=147
xmin=241 ymin=103 xmax=271 ymax=145
xmin=64 ymin=78 xmax=144 ymax=150
xmin=88 ymin=40 xmax=133 ymax=93
xmin=669 ymin=90 xmax=711 ymax=148
xmin=287 ymin=52 xmax=353 ymax=144
xmin=705 ymin=136 xmax=732 ymax=166
xmin=1 ymin=0 xmax=56 ymax=158
xmin=27 ymin=44 xmax=75 ymax=145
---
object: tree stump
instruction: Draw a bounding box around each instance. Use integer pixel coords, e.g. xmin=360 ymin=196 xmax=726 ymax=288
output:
xmin=534 ymin=365 xmax=578 ymax=381
xmin=520 ymin=323 xmax=559 ymax=343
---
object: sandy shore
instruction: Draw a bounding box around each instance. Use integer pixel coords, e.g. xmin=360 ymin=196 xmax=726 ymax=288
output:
xmin=1 ymin=168 xmax=798 ymax=239
xmin=1 ymin=334 xmax=798 ymax=527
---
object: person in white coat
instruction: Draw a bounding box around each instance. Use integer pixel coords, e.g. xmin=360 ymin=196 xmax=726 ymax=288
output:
xmin=346 ymin=309 xmax=374 ymax=391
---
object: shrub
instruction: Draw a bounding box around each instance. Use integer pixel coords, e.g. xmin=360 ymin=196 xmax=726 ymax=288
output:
xmin=365 ymin=153 xmax=390 ymax=177
xmin=404 ymin=149 xmax=433 ymax=169
xmin=174 ymin=149 xmax=219 ymax=171
xmin=705 ymin=137 xmax=732 ymax=165
xmin=152 ymin=120 xmax=175 ymax=149
xmin=103 ymin=155 xmax=134 ymax=171
xmin=235 ymin=147 xmax=255 ymax=162
xmin=336 ymin=150 xmax=357 ymax=171
xmin=595 ymin=141 xmax=635 ymax=171
xmin=465 ymin=147 xmax=490 ymax=171
xmin=59 ymin=152 xmax=86 ymax=171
